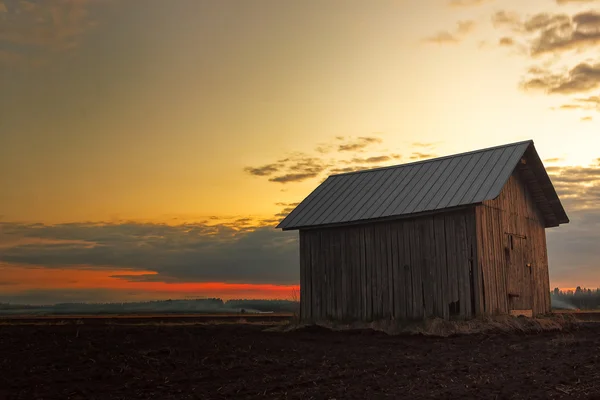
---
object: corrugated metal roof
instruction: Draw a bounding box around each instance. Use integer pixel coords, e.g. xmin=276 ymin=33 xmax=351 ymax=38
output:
xmin=277 ymin=140 xmax=569 ymax=230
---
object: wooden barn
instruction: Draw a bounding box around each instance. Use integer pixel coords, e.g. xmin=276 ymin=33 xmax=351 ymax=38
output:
xmin=277 ymin=140 xmax=569 ymax=321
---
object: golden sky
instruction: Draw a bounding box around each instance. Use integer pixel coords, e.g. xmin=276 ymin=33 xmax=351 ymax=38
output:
xmin=1 ymin=0 xmax=600 ymax=303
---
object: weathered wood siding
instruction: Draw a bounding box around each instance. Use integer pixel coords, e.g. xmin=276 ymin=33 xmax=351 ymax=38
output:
xmin=299 ymin=209 xmax=479 ymax=322
xmin=475 ymin=169 xmax=551 ymax=316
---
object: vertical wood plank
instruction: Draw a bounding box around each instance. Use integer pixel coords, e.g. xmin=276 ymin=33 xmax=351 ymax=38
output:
xmin=408 ymin=219 xmax=423 ymax=320
xmin=299 ymin=231 xmax=306 ymax=321
xmin=434 ymin=215 xmax=448 ymax=319
xmin=387 ymin=223 xmax=395 ymax=319
xmin=365 ymin=225 xmax=373 ymax=321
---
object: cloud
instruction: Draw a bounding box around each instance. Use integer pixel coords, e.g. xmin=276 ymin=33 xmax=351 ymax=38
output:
xmin=491 ymin=11 xmax=522 ymax=30
xmin=314 ymin=145 xmax=333 ymax=154
xmin=546 ymin=160 xmax=600 ymax=210
xmin=0 ymin=0 xmax=102 ymax=65
xmin=409 ymin=152 xmax=438 ymax=161
xmin=544 ymin=157 xmax=565 ymax=163
xmin=448 ymin=0 xmax=491 ymax=7
xmin=245 ymin=153 xmax=331 ymax=184
xmin=244 ymin=164 xmax=281 ymax=177
xmin=338 ymin=136 xmax=383 ymax=152
xmin=499 ymin=37 xmax=515 ymax=46
xmin=522 ymin=62 xmax=600 ymax=94
xmin=423 ymin=20 xmax=476 ymax=45
xmin=556 ymin=0 xmax=600 ymax=4
xmin=0 ymin=221 xmax=300 ymax=285
xmin=503 ymin=11 xmax=600 ymax=56
xmin=245 ymin=135 xmax=399 ymax=184
xmin=329 ymin=166 xmax=371 ymax=175
xmin=269 ymin=172 xmax=320 ymax=183
xmin=554 ymin=95 xmax=600 ymax=110
xmin=547 ymin=208 xmax=600 ymax=287
xmin=543 ymin=160 xmax=600 ymax=286
xmin=581 ymin=116 xmax=593 ymax=121
xmin=412 ymin=142 xmax=439 ymax=148
xmin=577 ymin=95 xmax=600 ymax=106
xmin=424 ymin=32 xmax=460 ymax=45
xmin=493 ymin=10 xmax=600 ymax=55
xmin=457 ymin=20 xmax=476 ymax=35
xmin=274 ymin=202 xmax=300 ymax=207
xmin=274 ymin=202 xmax=300 ymax=219
xmin=350 ymin=155 xmax=391 ymax=164
xmin=269 ymin=155 xmax=330 ymax=183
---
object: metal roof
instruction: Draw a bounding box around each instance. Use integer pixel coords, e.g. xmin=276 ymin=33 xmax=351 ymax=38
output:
xmin=277 ymin=140 xmax=569 ymax=230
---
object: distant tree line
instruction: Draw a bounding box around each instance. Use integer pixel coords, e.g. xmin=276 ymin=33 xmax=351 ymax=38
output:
xmin=226 ymin=299 xmax=299 ymax=313
xmin=551 ymin=287 xmax=600 ymax=310
xmin=0 ymin=298 xmax=300 ymax=315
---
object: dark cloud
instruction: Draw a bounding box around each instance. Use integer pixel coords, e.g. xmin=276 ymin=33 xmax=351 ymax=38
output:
xmin=493 ymin=10 xmax=600 ymax=55
xmin=246 ymin=135 xmax=396 ymax=184
xmin=244 ymin=164 xmax=282 ymax=177
xmin=338 ymin=136 xmax=383 ymax=152
xmin=269 ymin=173 xmax=320 ymax=183
xmin=547 ymin=209 xmax=600 ymax=286
xmin=499 ymin=37 xmax=515 ymax=46
xmin=423 ymin=20 xmax=476 ymax=45
xmin=0 ymin=222 xmax=299 ymax=285
xmin=544 ymin=157 xmax=565 ymax=163
xmin=531 ymin=11 xmax=600 ymax=55
xmin=547 ymin=161 xmax=600 ymax=210
xmin=246 ymin=154 xmax=331 ymax=184
xmin=545 ymin=161 xmax=600 ymax=285
xmin=268 ymin=156 xmax=330 ymax=184
xmin=522 ymin=62 xmax=600 ymax=94
xmin=274 ymin=202 xmax=298 ymax=218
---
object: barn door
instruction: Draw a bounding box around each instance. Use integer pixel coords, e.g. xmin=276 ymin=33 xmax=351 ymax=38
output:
xmin=505 ymin=233 xmax=533 ymax=316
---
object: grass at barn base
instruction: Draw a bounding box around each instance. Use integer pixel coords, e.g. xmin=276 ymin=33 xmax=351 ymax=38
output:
xmin=268 ymin=313 xmax=583 ymax=337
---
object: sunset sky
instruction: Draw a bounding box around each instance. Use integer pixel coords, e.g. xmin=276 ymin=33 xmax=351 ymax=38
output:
xmin=1 ymin=0 xmax=600 ymax=304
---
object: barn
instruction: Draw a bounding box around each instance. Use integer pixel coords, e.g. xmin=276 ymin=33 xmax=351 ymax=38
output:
xmin=277 ymin=140 xmax=569 ymax=321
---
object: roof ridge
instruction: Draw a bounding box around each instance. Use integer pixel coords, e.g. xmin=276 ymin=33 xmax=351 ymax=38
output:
xmin=329 ymin=139 xmax=534 ymax=177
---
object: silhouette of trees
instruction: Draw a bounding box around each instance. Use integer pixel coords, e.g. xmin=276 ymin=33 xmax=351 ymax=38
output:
xmin=551 ymin=287 xmax=600 ymax=310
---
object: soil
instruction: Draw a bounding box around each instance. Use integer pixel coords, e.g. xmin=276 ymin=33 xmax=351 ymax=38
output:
xmin=1 ymin=317 xmax=600 ymax=399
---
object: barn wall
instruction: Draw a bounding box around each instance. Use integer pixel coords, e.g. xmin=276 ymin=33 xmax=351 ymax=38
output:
xmin=475 ymin=169 xmax=551 ymax=316
xmin=299 ymin=209 xmax=479 ymax=322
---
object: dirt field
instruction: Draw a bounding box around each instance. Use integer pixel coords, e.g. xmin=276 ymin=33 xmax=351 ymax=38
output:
xmin=2 ymin=317 xmax=600 ymax=399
